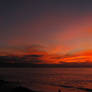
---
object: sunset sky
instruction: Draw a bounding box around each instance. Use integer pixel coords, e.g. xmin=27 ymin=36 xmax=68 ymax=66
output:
xmin=1 ymin=0 xmax=92 ymax=64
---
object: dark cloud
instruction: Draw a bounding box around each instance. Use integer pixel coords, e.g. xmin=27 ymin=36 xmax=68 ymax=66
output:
xmin=0 ymin=55 xmax=43 ymax=64
xmin=25 ymin=55 xmax=44 ymax=58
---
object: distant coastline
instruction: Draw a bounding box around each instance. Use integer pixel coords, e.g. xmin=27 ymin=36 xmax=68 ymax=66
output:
xmin=1 ymin=63 xmax=92 ymax=68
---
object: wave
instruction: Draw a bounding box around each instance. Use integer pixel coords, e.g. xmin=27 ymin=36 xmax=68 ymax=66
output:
xmin=36 ymin=82 xmax=92 ymax=92
xmin=53 ymin=84 xmax=92 ymax=92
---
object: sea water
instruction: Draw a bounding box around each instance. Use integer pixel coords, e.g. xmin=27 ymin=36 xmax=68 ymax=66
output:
xmin=0 ymin=68 xmax=92 ymax=92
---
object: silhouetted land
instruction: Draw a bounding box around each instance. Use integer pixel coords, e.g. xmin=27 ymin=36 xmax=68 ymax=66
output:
xmin=0 ymin=80 xmax=62 ymax=92
xmin=0 ymin=80 xmax=37 ymax=92
xmin=1 ymin=63 xmax=92 ymax=68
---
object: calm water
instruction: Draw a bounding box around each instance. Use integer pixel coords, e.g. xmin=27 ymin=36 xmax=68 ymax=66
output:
xmin=0 ymin=68 xmax=92 ymax=92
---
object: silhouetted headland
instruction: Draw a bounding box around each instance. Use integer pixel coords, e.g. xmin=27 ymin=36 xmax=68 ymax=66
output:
xmin=0 ymin=79 xmax=63 ymax=92
xmin=0 ymin=80 xmax=37 ymax=92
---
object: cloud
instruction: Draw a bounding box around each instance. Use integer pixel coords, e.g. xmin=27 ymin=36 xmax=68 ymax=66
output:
xmin=1 ymin=44 xmax=92 ymax=65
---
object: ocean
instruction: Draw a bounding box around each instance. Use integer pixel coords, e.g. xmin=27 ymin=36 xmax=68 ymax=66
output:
xmin=0 ymin=68 xmax=92 ymax=92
